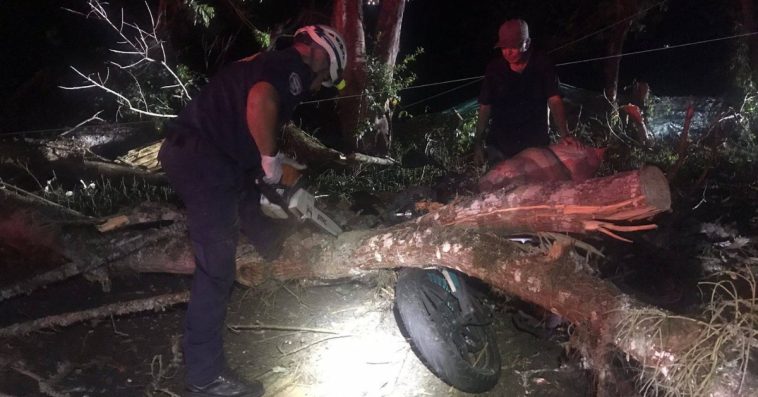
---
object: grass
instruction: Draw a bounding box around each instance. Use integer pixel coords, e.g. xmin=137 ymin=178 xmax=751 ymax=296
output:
xmin=614 ymin=267 xmax=757 ymax=396
xmin=42 ymin=175 xmax=174 ymax=217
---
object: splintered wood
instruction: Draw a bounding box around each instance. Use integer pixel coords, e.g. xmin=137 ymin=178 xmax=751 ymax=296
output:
xmin=117 ymin=140 xmax=163 ymax=172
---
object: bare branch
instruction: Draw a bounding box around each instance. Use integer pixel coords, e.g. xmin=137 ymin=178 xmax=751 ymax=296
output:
xmin=60 ymin=111 xmax=105 ymax=137
xmin=66 ymin=66 xmax=177 ymax=118
xmin=62 ymin=0 xmax=192 ymax=120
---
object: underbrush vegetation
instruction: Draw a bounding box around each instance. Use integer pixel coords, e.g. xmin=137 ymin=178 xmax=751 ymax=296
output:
xmin=41 ymin=175 xmax=173 ymax=217
xmin=573 ymin=94 xmax=757 ymax=191
xmin=310 ymin=107 xmax=481 ymax=199
xmin=617 ymin=267 xmax=758 ymax=397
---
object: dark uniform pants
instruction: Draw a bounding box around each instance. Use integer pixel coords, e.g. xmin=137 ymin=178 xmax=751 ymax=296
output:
xmin=158 ymin=131 xmax=275 ymax=386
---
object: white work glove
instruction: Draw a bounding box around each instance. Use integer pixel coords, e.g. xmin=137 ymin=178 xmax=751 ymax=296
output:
xmin=260 ymin=152 xmax=306 ymax=184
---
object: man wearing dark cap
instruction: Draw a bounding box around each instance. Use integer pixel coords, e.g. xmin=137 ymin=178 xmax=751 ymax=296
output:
xmin=473 ymin=19 xmax=576 ymax=166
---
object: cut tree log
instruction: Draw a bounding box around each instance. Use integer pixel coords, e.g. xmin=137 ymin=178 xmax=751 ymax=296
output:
xmin=113 ymin=165 xmax=671 ymax=279
xmin=420 ymin=165 xmax=670 ymax=241
xmin=121 ymin=219 xmax=754 ymax=394
xmin=2 ymin=166 xmax=755 ymax=395
xmin=1 ymin=165 xmax=670 ymax=296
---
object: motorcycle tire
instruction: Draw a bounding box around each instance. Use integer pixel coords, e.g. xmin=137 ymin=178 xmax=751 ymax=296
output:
xmin=394 ymin=268 xmax=501 ymax=393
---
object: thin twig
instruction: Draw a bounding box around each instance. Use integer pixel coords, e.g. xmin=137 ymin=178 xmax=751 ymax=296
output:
xmin=60 ymin=111 xmax=104 ymax=137
xmin=226 ymin=324 xmax=348 ymax=335
xmin=110 ymin=314 xmax=129 ymax=337
xmin=10 ymin=361 xmax=69 ymax=397
xmin=279 ymin=334 xmax=352 ymax=356
xmin=281 ymin=283 xmax=311 ymax=309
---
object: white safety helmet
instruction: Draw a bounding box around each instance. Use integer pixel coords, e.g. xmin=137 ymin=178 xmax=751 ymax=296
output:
xmin=295 ymin=25 xmax=347 ymax=90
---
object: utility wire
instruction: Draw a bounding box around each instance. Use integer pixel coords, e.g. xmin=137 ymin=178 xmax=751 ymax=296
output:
xmin=5 ymin=21 xmax=752 ymax=135
xmin=302 ymin=0 xmax=670 ymax=107
xmin=400 ymin=78 xmax=483 ymax=110
xmin=304 ymin=29 xmax=758 ymax=109
xmin=299 ymin=75 xmax=483 ymax=105
xmin=555 ymin=31 xmax=758 ymax=66
xmin=1 ymin=120 xmax=155 ymax=137
xmin=301 ymin=93 xmax=364 ymax=105
xmin=549 ymin=0 xmax=668 ymax=54
xmin=397 ymin=76 xmax=484 ymax=91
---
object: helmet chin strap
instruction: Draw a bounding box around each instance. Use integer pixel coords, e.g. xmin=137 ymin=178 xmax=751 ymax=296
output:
xmin=310 ymin=45 xmax=340 ymax=89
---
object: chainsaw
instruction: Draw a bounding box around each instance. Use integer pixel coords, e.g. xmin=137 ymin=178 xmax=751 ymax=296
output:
xmin=256 ymin=164 xmax=342 ymax=237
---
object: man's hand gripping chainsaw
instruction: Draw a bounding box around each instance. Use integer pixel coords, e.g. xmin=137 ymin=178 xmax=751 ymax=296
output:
xmin=256 ymin=163 xmax=343 ymax=237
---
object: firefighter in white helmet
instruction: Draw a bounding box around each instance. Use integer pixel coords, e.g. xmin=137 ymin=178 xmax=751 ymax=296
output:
xmin=295 ymin=25 xmax=348 ymax=91
xmin=158 ymin=24 xmax=347 ymax=397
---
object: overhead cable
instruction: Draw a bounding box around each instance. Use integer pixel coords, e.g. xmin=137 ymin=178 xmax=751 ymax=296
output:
xmin=549 ymin=0 xmax=668 ymax=54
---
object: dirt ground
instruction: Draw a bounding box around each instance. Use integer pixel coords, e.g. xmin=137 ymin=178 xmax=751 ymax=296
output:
xmin=0 ymin=270 xmax=591 ymax=397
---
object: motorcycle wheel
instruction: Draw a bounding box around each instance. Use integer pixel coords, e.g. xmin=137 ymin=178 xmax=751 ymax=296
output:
xmin=394 ymin=267 xmax=501 ymax=393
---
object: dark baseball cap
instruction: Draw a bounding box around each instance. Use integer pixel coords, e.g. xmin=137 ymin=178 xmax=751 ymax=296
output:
xmin=495 ymin=19 xmax=529 ymax=49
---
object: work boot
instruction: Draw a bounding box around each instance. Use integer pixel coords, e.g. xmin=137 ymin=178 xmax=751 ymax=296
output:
xmin=185 ymin=370 xmax=264 ymax=397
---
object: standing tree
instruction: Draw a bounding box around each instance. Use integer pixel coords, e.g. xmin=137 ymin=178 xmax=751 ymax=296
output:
xmin=599 ymin=0 xmax=666 ymax=103
xmin=332 ymin=0 xmax=407 ymax=155
xmin=738 ymin=0 xmax=758 ymax=89
xmin=601 ymin=0 xmax=636 ymax=102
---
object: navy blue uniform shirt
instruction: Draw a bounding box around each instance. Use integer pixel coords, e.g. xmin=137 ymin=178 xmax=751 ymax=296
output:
xmin=168 ymin=47 xmax=313 ymax=171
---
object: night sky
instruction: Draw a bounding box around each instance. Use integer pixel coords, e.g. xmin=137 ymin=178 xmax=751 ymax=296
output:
xmin=0 ymin=0 xmax=743 ymax=133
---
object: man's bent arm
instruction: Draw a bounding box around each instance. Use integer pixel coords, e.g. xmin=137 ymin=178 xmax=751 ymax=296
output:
xmin=247 ymin=82 xmax=281 ymax=156
xmin=547 ymin=95 xmax=570 ymax=139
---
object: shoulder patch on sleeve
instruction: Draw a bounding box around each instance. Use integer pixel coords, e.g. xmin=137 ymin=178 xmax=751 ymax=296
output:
xmin=289 ymin=72 xmax=303 ymax=96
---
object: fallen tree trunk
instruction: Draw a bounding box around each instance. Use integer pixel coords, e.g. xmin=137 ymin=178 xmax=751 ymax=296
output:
xmin=417 ymin=165 xmax=670 ymax=240
xmin=282 ymin=123 xmax=397 ymax=168
xmin=0 ymin=138 xmax=166 ymax=190
xmin=2 ymin=166 xmax=755 ymax=395
xmin=114 ymin=168 xmax=757 ymax=396
xmin=115 ymin=165 xmax=671 ymax=280
xmin=0 ymin=123 xmax=395 ymax=193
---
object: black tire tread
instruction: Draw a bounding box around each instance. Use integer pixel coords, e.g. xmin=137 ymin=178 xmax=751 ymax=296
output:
xmin=395 ymin=268 xmax=501 ymax=393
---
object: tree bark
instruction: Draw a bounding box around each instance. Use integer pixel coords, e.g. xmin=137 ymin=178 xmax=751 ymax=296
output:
xmin=0 ymin=292 xmax=189 ymax=338
xmin=371 ymin=0 xmax=407 ymax=155
xmin=3 ymin=166 xmax=755 ymax=395
xmin=332 ymin=0 xmax=368 ymax=152
xmin=331 ymin=0 xmax=406 ymax=155
xmin=375 ymin=0 xmax=406 ymax=67
xmin=416 ymin=166 xmax=669 ymax=239
xmin=739 ymin=0 xmax=758 ymax=86
xmin=0 ymin=124 xmax=165 ymax=190
xmin=111 ymin=166 xmax=671 ymax=285
xmin=118 ymin=193 xmax=754 ymax=395
xmin=281 ymin=123 xmax=397 ymax=168
xmin=603 ymin=16 xmax=631 ymax=102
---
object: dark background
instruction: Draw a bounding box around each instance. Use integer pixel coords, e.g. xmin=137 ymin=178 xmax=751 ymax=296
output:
xmin=0 ymin=0 xmax=741 ymax=134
